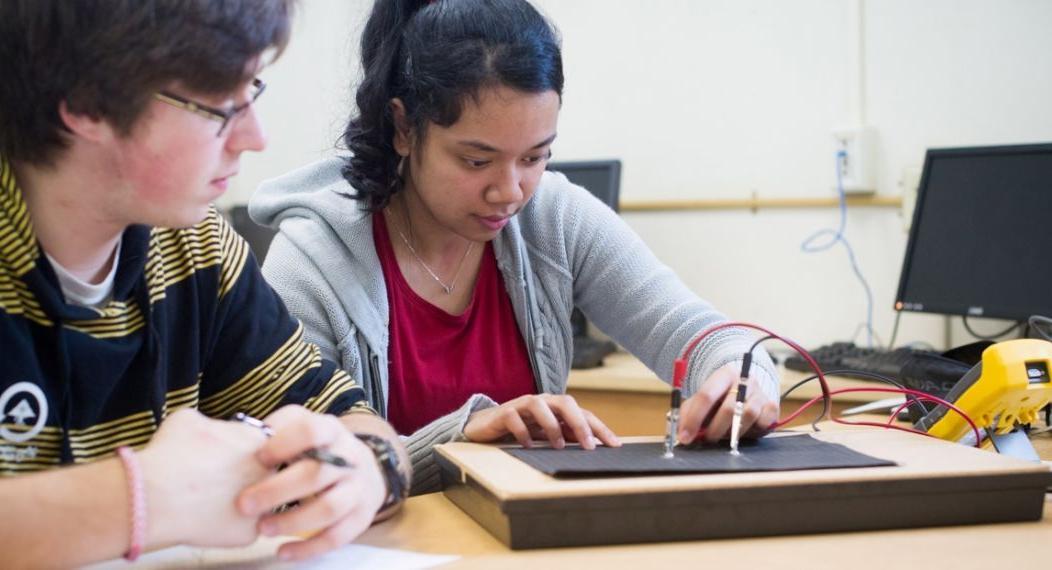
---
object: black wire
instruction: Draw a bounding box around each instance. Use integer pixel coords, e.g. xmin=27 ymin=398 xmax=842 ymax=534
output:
xmin=780 ymin=368 xmax=928 ymax=431
xmin=887 ymin=310 xmax=903 ymax=350
xmin=962 ymin=315 xmax=1023 ymax=341
xmin=747 ymin=334 xmax=838 ymax=431
xmin=1027 ymin=315 xmax=1052 ymax=342
xmin=749 ymin=334 xmax=778 ymax=355
xmin=782 ymin=369 xmax=912 ymax=399
xmin=747 ymin=333 xmax=830 ymax=425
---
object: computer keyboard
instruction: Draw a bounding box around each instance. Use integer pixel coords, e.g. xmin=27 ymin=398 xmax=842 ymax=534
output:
xmin=783 ymin=341 xmax=970 ymax=398
xmin=784 ymin=342 xmax=915 ymax=377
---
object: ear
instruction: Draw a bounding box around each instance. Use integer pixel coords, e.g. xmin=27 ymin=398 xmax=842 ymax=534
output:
xmin=57 ymin=100 xmax=116 ymax=144
xmin=389 ymin=98 xmax=413 ymax=157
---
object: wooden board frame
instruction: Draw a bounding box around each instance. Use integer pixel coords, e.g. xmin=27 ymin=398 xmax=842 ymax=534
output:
xmin=436 ymin=431 xmax=1052 ymax=549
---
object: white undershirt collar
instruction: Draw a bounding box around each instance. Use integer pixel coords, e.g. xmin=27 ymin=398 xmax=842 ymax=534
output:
xmin=45 ymin=239 xmax=122 ymax=309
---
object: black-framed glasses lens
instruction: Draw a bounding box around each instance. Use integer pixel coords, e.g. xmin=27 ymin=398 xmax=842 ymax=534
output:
xmin=215 ymin=78 xmax=267 ymax=137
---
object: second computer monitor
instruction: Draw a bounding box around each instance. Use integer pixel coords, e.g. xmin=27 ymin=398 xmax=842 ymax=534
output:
xmin=546 ymin=160 xmax=622 ymax=212
xmin=545 ymin=159 xmax=623 ymax=368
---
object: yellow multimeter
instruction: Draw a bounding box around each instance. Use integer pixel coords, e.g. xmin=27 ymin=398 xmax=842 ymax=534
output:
xmin=916 ymin=339 xmax=1052 ymax=444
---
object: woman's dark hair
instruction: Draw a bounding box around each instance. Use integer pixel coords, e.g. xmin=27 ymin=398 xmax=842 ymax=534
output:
xmin=342 ymin=0 xmax=563 ymax=211
xmin=0 ymin=0 xmax=294 ymax=165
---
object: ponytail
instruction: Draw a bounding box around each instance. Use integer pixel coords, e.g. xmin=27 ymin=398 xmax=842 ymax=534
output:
xmin=341 ymin=0 xmax=429 ymax=211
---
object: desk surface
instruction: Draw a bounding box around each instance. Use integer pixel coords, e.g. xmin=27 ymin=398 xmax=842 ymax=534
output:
xmin=367 ymin=427 xmax=1052 ymax=569
xmin=170 ymin=487 xmax=1051 ymax=569
xmin=568 ymin=351 xmax=890 ymax=403
xmin=106 ymin=353 xmax=1052 ymax=568
xmin=122 ymin=428 xmax=1052 ymax=569
xmin=362 ymin=492 xmax=1052 ymax=570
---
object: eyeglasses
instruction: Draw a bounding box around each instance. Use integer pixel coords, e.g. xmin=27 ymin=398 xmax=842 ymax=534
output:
xmin=153 ymin=78 xmax=266 ymax=137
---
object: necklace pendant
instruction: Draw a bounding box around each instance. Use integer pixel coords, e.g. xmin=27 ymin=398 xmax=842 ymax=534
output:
xmin=391 ymin=206 xmax=473 ymax=297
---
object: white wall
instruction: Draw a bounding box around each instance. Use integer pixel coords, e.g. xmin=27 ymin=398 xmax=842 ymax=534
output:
xmin=228 ymin=0 xmax=1052 ymax=350
xmin=227 ymin=0 xmax=369 ymax=203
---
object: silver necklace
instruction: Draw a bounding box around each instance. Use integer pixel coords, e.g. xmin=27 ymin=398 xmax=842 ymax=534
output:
xmin=391 ymin=206 xmax=475 ymax=295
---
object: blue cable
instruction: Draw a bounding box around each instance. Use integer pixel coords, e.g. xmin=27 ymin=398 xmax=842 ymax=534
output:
xmin=800 ymin=150 xmax=877 ymax=348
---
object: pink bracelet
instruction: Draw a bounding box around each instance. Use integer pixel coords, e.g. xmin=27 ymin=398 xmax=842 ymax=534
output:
xmin=116 ymin=446 xmax=147 ymax=562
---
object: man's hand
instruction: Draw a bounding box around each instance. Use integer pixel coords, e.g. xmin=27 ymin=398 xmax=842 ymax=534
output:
xmin=236 ymin=405 xmax=387 ymax=562
xmin=138 ymin=408 xmax=271 ymax=550
xmin=463 ymin=394 xmax=621 ymax=450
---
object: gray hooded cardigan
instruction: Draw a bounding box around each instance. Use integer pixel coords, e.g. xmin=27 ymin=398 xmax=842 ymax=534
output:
xmin=249 ymin=157 xmax=779 ymax=494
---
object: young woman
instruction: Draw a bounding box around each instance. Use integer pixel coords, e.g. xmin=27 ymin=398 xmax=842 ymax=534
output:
xmin=250 ymin=0 xmax=780 ymax=493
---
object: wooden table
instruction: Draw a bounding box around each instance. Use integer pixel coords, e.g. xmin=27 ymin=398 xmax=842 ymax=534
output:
xmin=360 ymin=489 xmax=1052 ymax=569
xmin=104 ymin=427 xmax=1052 ymax=569
xmin=99 ymin=353 xmax=1052 ymax=568
xmin=567 ymin=351 xmax=889 ymax=435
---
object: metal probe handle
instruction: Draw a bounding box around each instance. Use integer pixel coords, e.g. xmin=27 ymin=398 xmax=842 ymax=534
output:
xmin=664 ymin=389 xmax=682 ymax=458
xmin=729 ymin=352 xmax=753 ymax=455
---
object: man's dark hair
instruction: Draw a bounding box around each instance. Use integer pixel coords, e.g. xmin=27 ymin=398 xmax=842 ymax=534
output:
xmin=341 ymin=0 xmax=563 ymax=211
xmin=0 ymin=0 xmax=295 ymax=165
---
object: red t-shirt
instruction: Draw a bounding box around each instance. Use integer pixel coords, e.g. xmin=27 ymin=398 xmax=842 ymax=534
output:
xmin=373 ymin=212 xmax=536 ymax=435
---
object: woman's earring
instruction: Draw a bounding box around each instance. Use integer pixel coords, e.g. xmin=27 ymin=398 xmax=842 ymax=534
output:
xmin=397 ymin=156 xmax=407 ymax=178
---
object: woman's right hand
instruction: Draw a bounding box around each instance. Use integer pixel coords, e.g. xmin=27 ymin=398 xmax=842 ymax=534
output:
xmin=463 ymin=394 xmax=621 ymax=450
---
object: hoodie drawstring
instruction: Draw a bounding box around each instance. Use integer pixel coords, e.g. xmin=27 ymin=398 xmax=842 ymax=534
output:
xmin=55 ymin=319 xmax=75 ymax=464
xmin=135 ymin=282 xmax=165 ymax=429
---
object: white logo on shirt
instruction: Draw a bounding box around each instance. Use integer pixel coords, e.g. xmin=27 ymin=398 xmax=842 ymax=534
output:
xmin=0 ymin=382 xmax=49 ymax=443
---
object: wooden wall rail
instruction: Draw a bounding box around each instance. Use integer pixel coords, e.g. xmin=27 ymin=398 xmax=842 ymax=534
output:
xmin=620 ymin=195 xmax=902 ymax=213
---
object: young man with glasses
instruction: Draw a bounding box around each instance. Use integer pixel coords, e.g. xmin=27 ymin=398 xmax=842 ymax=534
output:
xmin=0 ymin=1 xmax=409 ymax=566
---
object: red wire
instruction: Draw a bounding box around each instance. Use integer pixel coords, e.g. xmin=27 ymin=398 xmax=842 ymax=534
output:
xmin=830 ymin=418 xmax=936 ymax=439
xmin=835 ymin=392 xmax=977 ymax=442
xmin=675 ymin=321 xmax=983 ymax=447
xmin=783 ymin=386 xmax=982 ymax=447
xmin=675 ymin=321 xmax=832 ymax=422
xmin=887 ymin=399 xmax=913 ymax=426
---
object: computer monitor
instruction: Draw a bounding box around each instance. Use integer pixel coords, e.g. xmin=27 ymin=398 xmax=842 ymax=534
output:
xmin=227 ymin=205 xmax=277 ymax=264
xmin=547 ymin=160 xmax=622 ymax=212
xmin=546 ymin=160 xmax=623 ymax=368
xmin=894 ymin=143 xmax=1052 ymax=321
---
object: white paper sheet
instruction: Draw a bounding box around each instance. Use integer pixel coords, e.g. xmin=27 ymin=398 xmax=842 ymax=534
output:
xmin=85 ymin=540 xmax=459 ymax=569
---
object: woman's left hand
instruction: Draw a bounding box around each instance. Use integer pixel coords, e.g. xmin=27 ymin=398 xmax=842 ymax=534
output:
xmin=676 ymin=362 xmax=780 ymax=445
xmin=236 ymin=405 xmax=388 ymax=562
xmin=463 ymin=393 xmax=621 ymax=450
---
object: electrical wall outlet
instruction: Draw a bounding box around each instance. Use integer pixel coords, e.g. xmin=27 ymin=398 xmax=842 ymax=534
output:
xmin=832 ymin=126 xmax=877 ymax=194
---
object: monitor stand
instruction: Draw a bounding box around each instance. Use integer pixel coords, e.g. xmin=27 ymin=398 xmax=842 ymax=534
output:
xmin=570 ymin=308 xmax=617 ymax=369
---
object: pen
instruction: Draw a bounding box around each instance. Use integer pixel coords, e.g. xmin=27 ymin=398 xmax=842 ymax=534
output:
xmin=301 ymin=447 xmax=352 ymax=468
xmin=232 ymin=412 xmax=353 ymax=468
xmin=729 ymin=352 xmax=752 ymax=456
xmin=233 ymin=411 xmax=274 ymax=437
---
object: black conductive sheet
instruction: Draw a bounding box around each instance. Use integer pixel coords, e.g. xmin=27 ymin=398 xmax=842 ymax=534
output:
xmin=504 ymin=434 xmax=896 ymax=477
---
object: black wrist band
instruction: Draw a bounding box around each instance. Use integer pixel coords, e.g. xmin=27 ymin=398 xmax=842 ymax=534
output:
xmin=354 ymin=432 xmax=409 ymax=510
